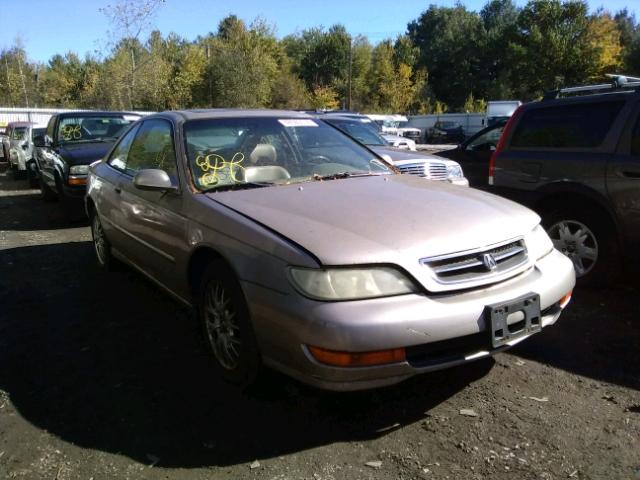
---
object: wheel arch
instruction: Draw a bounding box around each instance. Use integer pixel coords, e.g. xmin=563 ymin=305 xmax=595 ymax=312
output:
xmin=533 ymin=181 xmax=620 ymax=235
xmin=187 ymin=246 xmax=237 ymax=297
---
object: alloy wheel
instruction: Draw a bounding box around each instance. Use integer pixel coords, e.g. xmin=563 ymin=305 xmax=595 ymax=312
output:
xmin=92 ymin=215 xmax=108 ymax=266
xmin=547 ymin=220 xmax=598 ymax=277
xmin=203 ymin=283 xmax=241 ymax=370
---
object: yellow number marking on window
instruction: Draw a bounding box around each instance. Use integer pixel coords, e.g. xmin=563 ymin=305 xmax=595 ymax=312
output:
xmin=61 ymin=125 xmax=82 ymax=141
xmin=196 ymin=152 xmax=245 ymax=186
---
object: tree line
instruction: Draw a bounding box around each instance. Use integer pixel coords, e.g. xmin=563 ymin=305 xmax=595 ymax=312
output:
xmin=1 ymin=0 xmax=639 ymax=114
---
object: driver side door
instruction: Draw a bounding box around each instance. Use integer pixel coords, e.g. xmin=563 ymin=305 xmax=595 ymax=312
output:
xmin=116 ymin=119 xmax=188 ymax=295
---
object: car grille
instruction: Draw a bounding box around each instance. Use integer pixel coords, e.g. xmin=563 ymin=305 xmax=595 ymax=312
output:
xmin=420 ymin=239 xmax=528 ymax=286
xmin=397 ymin=162 xmax=448 ymax=180
xmin=402 ymin=131 xmax=421 ymax=139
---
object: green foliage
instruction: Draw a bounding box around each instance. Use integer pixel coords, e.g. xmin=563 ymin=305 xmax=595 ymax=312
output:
xmin=308 ymin=85 xmax=340 ymax=110
xmin=463 ymin=93 xmax=487 ymax=113
xmin=508 ymin=0 xmax=599 ymax=98
xmin=408 ymin=4 xmax=487 ymax=109
xmin=6 ymin=2 xmax=640 ymax=112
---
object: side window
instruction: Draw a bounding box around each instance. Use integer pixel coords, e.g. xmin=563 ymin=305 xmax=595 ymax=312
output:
xmin=510 ymin=101 xmax=625 ymax=149
xmin=631 ymin=117 xmax=640 ymax=156
xmin=467 ymin=126 xmax=504 ymax=151
xmin=108 ymin=124 xmax=140 ymax=171
xmin=126 ymin=120 xmax=178 ymax=179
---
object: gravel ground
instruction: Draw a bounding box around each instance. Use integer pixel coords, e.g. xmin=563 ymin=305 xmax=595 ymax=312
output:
xmin=0 ymin=164 xmax=639 ymax=480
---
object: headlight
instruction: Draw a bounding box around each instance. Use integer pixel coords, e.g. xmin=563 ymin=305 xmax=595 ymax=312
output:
xmin=446 ymin=163 xmax=464 ymax=179
xmin=526 ymin=224 xmax=554 ymax=260
xmin=69 ymin=165 xmax=89 ymax=175
xmin=289 ymin=267 xmax=418 ymax=301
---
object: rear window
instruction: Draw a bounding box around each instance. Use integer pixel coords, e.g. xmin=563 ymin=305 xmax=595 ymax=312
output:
xmin=510 ymin=101 xmax=625 ymax=149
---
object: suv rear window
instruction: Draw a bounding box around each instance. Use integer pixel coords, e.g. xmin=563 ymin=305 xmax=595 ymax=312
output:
xmin=510 ymin=101 xmax=625 ymax=149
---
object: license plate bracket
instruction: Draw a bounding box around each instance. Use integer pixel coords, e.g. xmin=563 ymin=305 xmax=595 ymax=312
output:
xmin=485 ymin=293 xmax=541 ymax=348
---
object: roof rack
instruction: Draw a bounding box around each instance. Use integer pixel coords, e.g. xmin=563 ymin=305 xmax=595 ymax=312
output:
xmin=543 ymin=74 xmax=640 ymax=100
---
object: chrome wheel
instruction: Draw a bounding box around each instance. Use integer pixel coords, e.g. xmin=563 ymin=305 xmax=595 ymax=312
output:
xmin=547 ymin=220 xmax=598 ymax=277
xmin=92 ymin=214 xmax=108 ymax=266
xmin=204 ymin=283 xmax=241 ymax=371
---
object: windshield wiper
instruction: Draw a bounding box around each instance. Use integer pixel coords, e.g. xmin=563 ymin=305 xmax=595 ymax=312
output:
xmin=311 ymin=171 xmax=387 ymax=181
xmin=62 ymin=138 xmax=112 ymax=144
xmin=200 ymin=181 xmax=274 ymax=193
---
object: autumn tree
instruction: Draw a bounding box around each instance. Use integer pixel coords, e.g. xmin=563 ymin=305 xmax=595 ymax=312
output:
xmin=587 ymin=10 xmax=623 ymax=76
xmin=100 ymin=0 xmax=166 ymax=109
xmin=508 ymin=0 xmax=599 ymax=98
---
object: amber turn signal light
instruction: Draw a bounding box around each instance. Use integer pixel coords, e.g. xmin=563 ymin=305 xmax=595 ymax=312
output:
xmin=559 ymin=291 xmax=572 ymax=308
xmin=307 ymin=345 xmax=406 ymax=367
xmin=68 ymin=177 xmax=87 ymax=186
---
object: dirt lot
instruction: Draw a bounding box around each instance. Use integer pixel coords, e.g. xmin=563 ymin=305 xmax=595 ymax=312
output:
xmin=0 ymin=165 xmax=639 ymax=480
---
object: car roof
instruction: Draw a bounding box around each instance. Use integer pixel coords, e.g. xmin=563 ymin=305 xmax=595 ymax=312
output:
xmin=322 ymin=115 xmax=372 ymax=122
xmin=530 ymin=90 xmax=636 ymax=110
xmin=7 ymin=121 xmax=35 ymax=127
xmin=56 ymin=111 xmax=142 ymax=118
xmin=151 ymin=109 xmax=315 ymax=122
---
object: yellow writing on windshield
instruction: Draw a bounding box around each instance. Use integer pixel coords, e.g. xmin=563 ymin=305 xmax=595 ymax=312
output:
xmin=61 ymin=124 xmax=82 ymax=141
xmin=196 ymin=152 xmax=245 ymax=186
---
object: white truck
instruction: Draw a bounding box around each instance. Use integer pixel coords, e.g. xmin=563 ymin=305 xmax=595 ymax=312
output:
xmin=366 ymin=114 xmax=422 ymax=143
xmin=485 ymin=100 xmax=521 ymax=127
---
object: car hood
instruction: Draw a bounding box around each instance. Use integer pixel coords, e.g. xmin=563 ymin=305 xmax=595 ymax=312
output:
xmin=208 ymin=174 xmax=539 ymax=266
xmin=371 ymin=146 xmax=452 ymax=163
xmin=56 ymin=142 xmax=113 ymax=165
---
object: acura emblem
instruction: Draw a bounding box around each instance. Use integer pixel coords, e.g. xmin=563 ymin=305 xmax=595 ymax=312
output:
xmin=481 ymin=253 xmax=498 ymax=271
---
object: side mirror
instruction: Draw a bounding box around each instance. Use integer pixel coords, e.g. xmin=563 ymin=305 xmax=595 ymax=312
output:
xmin=470 ymin=142 xmax=495 ymax=152
xmin=133 ymin=169 xmax=177 ymax=192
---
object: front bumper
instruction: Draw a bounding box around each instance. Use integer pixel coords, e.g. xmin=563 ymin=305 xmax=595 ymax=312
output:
xmin=245 ymin=249 xmax=575 ymax=391
xmin=62 ymin=176 xmax=88 ymax=198
xmin=9 ymin=150 xmax=28 ymax=170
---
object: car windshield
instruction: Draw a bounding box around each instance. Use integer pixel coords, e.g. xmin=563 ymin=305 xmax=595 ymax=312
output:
xmin=184 ymin=117 xmax=391 ymax=191
xmin=326 ymin=119 xmax=388 ymax=146
xmin=57 ymin=115 xmax=140 ymax=144
xmin=12 ymin=127 xmax=28 ymax=140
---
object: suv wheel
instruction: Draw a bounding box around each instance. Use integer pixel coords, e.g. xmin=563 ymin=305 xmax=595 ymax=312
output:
xmin=543 ymin=207 xmax=620 ymax=287
xmin=198 ymin=262 xmax=261 ymax=387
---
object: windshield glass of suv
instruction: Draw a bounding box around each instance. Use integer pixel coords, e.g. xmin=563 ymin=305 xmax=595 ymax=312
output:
xmin=184 ymin=117 xmax=391 ymax=191
xmin=327 ymin=119 xmax=387 ymax=146
xmin=57 ymin=115 xmax=140 ymax=144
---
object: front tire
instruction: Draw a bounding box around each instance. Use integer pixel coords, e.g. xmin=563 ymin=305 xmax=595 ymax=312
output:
xmin=39 ymin=176 xmax=58 ymax=201
xmin=542 ymin=206 xmax=620 ymax=287
xmin=198 ymin=262 xmax=261 ymax=387
xmin=91 ymin=211 xmax=113 ymax=269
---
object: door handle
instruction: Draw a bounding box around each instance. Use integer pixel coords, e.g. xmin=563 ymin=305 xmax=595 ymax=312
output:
xmin=621 ymin=170 xmax=640 ymax=179
xmin=114 ymin=186 xmax=122 ymax=194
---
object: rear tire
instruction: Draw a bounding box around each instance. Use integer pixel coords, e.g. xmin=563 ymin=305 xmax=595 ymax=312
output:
xmin=541 ymin=205 xmax=620 ymax=287
xmin=197 ymin=262 xmax=261 ymax=387
xmin=27 ymin=163 xmax=39 ymax=187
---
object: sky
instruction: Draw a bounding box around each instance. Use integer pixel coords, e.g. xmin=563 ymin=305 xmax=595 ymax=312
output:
xmin=4 ymin=0 xmax=638 ymax=63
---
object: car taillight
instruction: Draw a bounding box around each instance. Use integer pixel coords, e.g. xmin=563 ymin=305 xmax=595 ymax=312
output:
xmin=489 ymin=105 xmax=523 ymax=185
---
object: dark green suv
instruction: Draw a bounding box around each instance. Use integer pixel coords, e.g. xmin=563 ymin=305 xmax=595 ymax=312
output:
xmin=490 ymin=75 xmax=640 ymax=286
